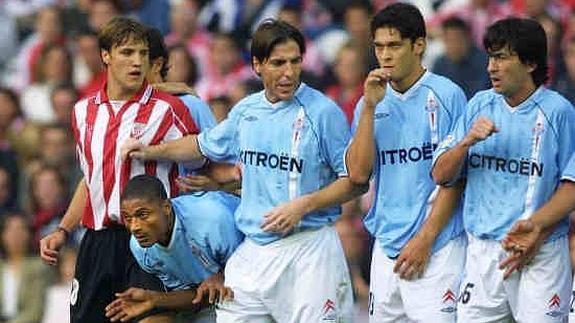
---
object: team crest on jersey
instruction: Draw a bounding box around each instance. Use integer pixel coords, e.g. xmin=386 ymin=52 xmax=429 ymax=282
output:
xmin=321 ymin=299 xmax=337 ymax=322
xmin=440 ymin=289 xmax=457 ymax=313
xmin=546 ymin=294 xmax=563 ymax=318
xmin=532 ymin=121 xmax=545 ymax=135
xmin=425 ymin=93 xmax=439 ymax=112
xmin=131 ymin=122 xmax=147 ymax=139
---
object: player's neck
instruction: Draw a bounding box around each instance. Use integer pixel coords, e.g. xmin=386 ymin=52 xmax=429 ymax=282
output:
xmin=390 ymin=65 xmax=425 ymax=94
xmin=106 ymin=79 xmax=139 ymax=101
xmin=504 ymin=80 xmax=537 ymax=107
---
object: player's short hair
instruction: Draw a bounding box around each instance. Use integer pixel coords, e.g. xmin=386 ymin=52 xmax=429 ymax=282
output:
xmin=251 ymin=19 xmax=306 ymax=64
xmin=146 ymin=27 xmax=169 ymax=80
xmin=483 ymin=18 xmax=548 ymax=87
xmin=370 ymin=3 xmax=426 ymax=42
xmin=121 ymin=175 xmax=167 ymax=206
xmin=98 ymin=17 xmax=148 ymax=53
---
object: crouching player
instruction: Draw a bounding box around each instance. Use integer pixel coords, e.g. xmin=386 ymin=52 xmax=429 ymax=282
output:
xmin=105 ymin=175 xmax=243 ymax=322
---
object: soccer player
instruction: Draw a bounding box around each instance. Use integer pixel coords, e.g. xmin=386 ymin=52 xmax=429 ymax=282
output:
xmin=122 ymin=19 xmax=367 ymax=322
xmin=39 ymin=17 xmax=200 ymax=322
xmin=432 ymin=18 xmax=575 ymax=322
xmin=345 ymin=3 xmax=467 ymax=322
xmin=105 ymin=175 xmax=242 ymax=322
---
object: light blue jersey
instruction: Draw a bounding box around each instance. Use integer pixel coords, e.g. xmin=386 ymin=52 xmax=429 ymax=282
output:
xmin=178 ymin=94 xmax=217 ymax=177
xmin=434 ymin=87 xmax=575 ymax=241
xmin=130 ymin=192 xmax=243 ymax=290
xmin=198 ymin=83 xmax=350 ymax=245
xmin=561 ymin=153 xmax=575 ymax=182
xmin=349 ymin=71 xmax=467 ymax=258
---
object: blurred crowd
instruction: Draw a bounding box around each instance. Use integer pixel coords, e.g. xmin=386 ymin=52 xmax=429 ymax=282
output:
xmin=0 ymin=0 xmax=574 ymax=322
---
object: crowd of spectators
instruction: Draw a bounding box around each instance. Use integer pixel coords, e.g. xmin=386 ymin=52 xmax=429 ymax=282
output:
xmin=0 ymin=0 xmax=574 ymax=321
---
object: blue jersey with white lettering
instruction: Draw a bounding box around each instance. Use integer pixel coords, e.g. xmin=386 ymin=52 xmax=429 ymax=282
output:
xmin=178 ymin=94 xmax=217 ymax=177
xmin=561 ymin=153 xmax=575 ymax=182
xmin=434 ymin=87 xmax=575 ymax=241
xmin=130 ymin=191 xmax=242 ymax=290
xmin=349 ymin=71 xmax=467 ymax=258
xmin=198 ymin=84 xmax=350 ymax=245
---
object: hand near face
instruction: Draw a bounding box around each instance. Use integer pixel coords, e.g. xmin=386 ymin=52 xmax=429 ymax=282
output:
xmin=364 ymin=68 xmax=390 ymax=108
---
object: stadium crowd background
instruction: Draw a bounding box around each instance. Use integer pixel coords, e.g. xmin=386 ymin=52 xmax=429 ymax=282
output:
xmin=0 ymin=0 xmax=574 ymax=322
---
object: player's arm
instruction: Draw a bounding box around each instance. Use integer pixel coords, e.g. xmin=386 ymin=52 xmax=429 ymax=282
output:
xmin=40 ymin=178 xmax=87 ymax=265
xmin=262 ymin=177 xmax=368 ymax=234
xmin=106 ymin=288 xmax=201 ymax=322
xmin=432 ymin=117 xmax=498 ymax=185
xmin=346 ymin=68 xmax=389 ymax=184
xmin=122 ymin=134 xmax=203 ymax=163
xmin=394 ymin=180 xmax=464 ymax=280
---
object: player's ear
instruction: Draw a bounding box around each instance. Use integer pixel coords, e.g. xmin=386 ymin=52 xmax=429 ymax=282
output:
xmin=252 ymin=56 xmax=262 ymax=77
xmin=101 ymin=50 xmax=110 ymax=66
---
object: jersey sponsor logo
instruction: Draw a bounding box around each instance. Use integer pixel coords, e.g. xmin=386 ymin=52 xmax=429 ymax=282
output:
xmin=546 ymin=293 xmax=563 ymax=318
xmin=240 ymin=150 xmax=304 ymax=173
xmin=379 ymin=142 xmax=437 ymax=166
xmin=321 ymin=299 xmax=337 ymax=322
xmin=468 ymin=153 xmax=544 ymax=177
xmin=440 ymin=289 xmax=457 ymax=313
xmin=374 ymin=112 xmax=390 ymax=119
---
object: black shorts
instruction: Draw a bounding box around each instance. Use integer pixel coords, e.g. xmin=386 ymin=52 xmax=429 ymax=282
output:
xmin=71 ymin=225 xmax=169 ymax=323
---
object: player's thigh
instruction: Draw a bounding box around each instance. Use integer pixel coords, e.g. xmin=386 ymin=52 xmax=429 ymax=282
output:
xmin=514 ymin=236 xmax=572 ymax=323
xmin=401 ymin=235 xmax=466 ymax=323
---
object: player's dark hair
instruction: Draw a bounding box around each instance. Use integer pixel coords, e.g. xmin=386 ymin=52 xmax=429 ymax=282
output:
xmin=146 ymin=27 xmax=169 ymax=80
xmin=121 ymin=175 xmax=167 ymax=205
xmin=442 ymin=16 xmax=471 ymax=34
xmin=98 ymin=17 xmax=148 ymax=53
xmin=483 ymin=18 xmax=548 ymax=87
xmin=370 ymin=3 xmax=426 ymax=42
xmin=251 ymin=19 xmax=306 ymax=64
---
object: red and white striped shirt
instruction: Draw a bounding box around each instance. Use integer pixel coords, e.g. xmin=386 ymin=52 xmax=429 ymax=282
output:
xmin=71 ymin=80 xmax=199 ymax=230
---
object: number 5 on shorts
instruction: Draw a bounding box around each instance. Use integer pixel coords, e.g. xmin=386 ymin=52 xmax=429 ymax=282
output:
xmin=460 ymin=283 xmax=475 ymax=304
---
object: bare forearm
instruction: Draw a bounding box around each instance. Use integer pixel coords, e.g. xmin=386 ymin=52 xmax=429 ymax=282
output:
xmin=346 ymin=103 xmax=377 ymax=185
xmin=418 ymin=181 xmax=465 ymax=242
xmin=531 ymin=181 xmax=575 ymax=230
xmin=146 ymin=135 xmax=203 ymax=162
xmin=301 ymin=177 xmax=368 ymax=215
xmin=150 ymin=290 xmax=200 ymax=311
xmin=59 ymin=178 xmax=87 ymax=232
xmin=432 ymin=139 xmax=473 ymax=185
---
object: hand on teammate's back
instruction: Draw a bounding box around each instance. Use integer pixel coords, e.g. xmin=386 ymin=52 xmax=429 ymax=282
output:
xmin=192 ymin=272 xmax=233 ymax=305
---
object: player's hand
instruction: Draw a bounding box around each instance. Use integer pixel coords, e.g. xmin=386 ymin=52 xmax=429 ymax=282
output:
xmin=192 ymin=272 xmax=233 ymax=304
xmin=463 ymin=117 xmax=498 ymax=146
xmin=363 ymin=68 xmax=390 ymax=108
xmin=177 ymin=175 xmax=220 ymax=193
xmin=393 ymin=233 xmax=433 ymax=280
xmin=261 ymin=196 xmax=309 ymax=235
xmin=152 ymin=82 xmax=197 ymax=96
xmin=105 ymin=288 xmax=154 ymax=322
xmin=499 ymin=219 xmax=544 ymax=279
xmin=39 ymin=230 xmax=67 ymax=265
xmin=121 ymin=137 xmax=147 ymax=161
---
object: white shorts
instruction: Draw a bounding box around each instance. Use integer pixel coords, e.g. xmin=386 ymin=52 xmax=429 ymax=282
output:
xmin=216 ymin=225 xmax=353 ymax=323
xmin=369 ymin=235 xmax=466 ymax=323
xmin=457 ymin=235 xmax=572 ymax=323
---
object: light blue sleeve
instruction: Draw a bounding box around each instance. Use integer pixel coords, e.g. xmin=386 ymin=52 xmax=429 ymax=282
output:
xmin=197 ymin=104 xmax=243 ymax=163
xmin=180 ymin=94 xmax=217 ymax=131
xmin=562 ymin=153 xmax=575 ymax=182
xmin=351 ymin=97 xmax=365 ymax=135
xmin=319 ymin=101 xmax=352 ymax=176
xmin=439 ymin=85 xmax=467 ymax=139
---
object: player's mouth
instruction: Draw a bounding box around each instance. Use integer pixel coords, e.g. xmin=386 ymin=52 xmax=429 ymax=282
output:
xmin=128 ymin=71 xmax=142 ymax=79
xmin=490 ymin=76 xmax=501 ymax=87
xmin=134 ymin=234 xmax=148 ymax=244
